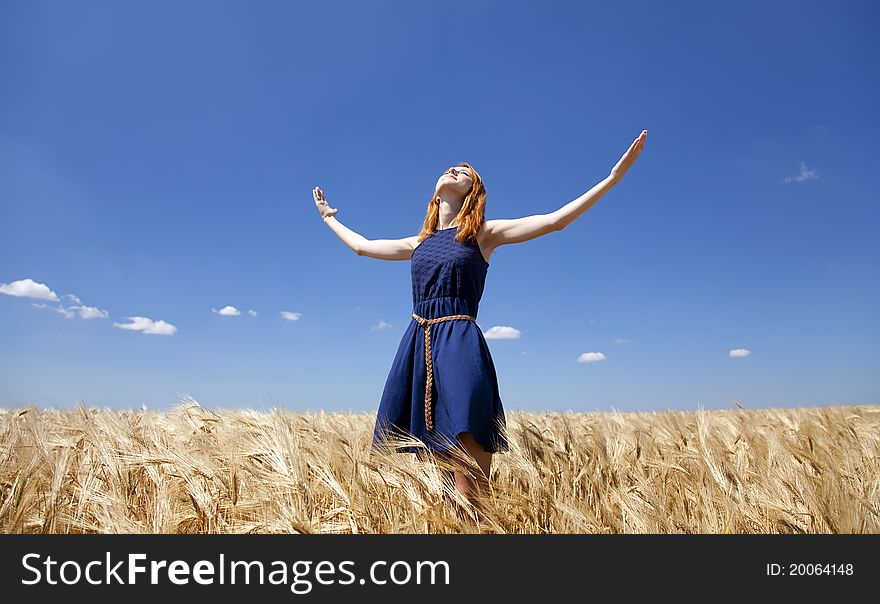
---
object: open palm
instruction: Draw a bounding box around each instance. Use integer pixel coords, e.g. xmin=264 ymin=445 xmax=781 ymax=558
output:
xmin=610 ymin=130 xmax=648 ymax=182
xmin=313 ymin=186 xmax=338 ymax=220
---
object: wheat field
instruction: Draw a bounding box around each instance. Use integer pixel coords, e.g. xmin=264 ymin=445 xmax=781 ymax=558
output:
xmin=1 ymin=398 xmax=878 ymax=534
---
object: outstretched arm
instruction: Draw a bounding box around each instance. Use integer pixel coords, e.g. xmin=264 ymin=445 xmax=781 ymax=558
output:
xmin=327 ymin=216 xmax=418 ymax=260
xmin=313 ymin=186 xmax=418 ymax=260
xmin=485 ymin=130 xmax=647 ymax=248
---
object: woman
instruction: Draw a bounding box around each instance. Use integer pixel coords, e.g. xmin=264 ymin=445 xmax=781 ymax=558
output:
xmin=313 ymin=130 xmax=648 ymax=509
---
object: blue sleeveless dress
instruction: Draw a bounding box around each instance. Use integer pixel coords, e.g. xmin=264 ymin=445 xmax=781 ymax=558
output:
xmin=371 ymin=225 xmax=509 ymax=455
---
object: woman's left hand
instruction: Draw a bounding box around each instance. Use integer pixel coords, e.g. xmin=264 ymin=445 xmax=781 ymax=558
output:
xmin=609 ymin=130 xmax=648 ymax=183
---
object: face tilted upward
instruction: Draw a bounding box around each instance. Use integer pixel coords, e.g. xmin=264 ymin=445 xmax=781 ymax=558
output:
xmin=435 ymin=166 xmax=473 ymax=195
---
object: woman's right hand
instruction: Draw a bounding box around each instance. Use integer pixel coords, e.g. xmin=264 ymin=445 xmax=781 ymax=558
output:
xmin=313 ymin=186 xmax=338 ymax=221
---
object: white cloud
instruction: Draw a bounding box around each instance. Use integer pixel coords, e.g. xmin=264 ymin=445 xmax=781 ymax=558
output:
xmin=614 ymin=337 xmax=629 ymax=344
xmin=577 ymin=352 xmax=606 ymax=363
xmin=5 ymin=280 xmax=109 ymax=320
xmin=12 ymin=279 xmax=110 ymax=319
xmin=213 ymin=305 xmax=241 ymax=316
xmin=280 ymin=311 xmax=302 ymax=321
xmin=75 ymin=305 xmax=109 ymax=319
xmin=729 ymin=348 xmax=751 ymax=358
xmin=32 ymin=301 xmax=108 ymax=320
xmin=0 ymin=278 xmax=60 ymax=301
xmin=784 ymin=161 xmax=818 ymax=183
xmin=483 ymin=326 xmax=521 ymax=340
xmin=113 ymin=316 xmax=177 ymax=336
xmin=248 ymin=309 xmax=257 ymax=317
xmin=371 ymin=320 xmax=392 ymax=331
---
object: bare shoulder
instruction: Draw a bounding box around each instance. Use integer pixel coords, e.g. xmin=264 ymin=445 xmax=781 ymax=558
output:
xmin=476 ymin=221 xmax=500 ymax=264
xmin=478 ymin=219 xmax=503 ymax=247
xmin=406 ymin=233 xmax=424 ymax=253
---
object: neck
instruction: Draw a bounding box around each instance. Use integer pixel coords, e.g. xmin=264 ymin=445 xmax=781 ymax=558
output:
xmin=435 ymin=191 xmax=465 ymax=229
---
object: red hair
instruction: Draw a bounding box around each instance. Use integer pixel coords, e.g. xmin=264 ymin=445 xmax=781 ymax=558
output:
xmin=416 ymin=162 xmax=487 ymax=244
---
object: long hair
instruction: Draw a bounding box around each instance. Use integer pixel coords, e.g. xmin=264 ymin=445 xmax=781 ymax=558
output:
xmin=416 ymin=162 xmax=486 ymax=245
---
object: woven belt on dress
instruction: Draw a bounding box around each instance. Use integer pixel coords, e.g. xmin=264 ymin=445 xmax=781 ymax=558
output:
xmin=410 ymin=312 xmax=477 ymax=432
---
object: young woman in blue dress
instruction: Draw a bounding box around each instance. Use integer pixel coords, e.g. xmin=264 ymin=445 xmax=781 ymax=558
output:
xmin=313 ymin=130 xmax=648 ymax=509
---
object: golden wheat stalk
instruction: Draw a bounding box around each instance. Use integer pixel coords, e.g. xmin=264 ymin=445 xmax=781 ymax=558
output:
xmin=1 ymin=400 xmax=878 ymax=534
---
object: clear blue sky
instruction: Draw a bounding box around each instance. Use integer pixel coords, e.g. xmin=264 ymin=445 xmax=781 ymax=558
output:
xmin=2 ymin=0 xmax=878 ymax=413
